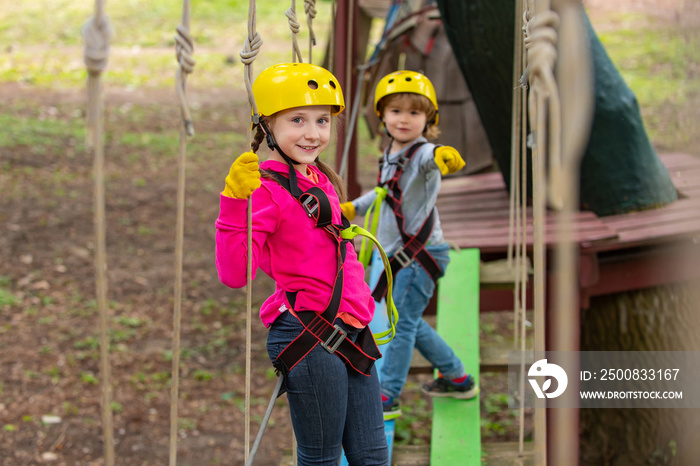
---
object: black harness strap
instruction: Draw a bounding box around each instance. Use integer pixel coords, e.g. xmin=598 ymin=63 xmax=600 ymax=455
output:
xmin=265 ymin=170 xmax=381 ymax=377
xmin=371 ymin=143 xmax=444 ymax=301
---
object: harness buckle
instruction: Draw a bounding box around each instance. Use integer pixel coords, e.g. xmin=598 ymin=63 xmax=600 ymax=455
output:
xmin=321 ymin=325 xmax=347 ymax=354
xmin=397 ymin=154 xmax=409 ymax=170
xmin=393 ymin=246 xmax=413 ymax=268
xmin=301 ymin=195 xmax=319 ymax=218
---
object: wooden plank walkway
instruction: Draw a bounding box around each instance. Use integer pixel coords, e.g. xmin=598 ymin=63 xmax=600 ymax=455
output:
xmin=430 ymin=249 xmax=481 ymax=464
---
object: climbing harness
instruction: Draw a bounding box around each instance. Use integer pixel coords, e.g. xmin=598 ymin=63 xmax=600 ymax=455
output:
xmin=263 ymin=166 xmax=399 ymax=377
xmin=371 ymin=142 xmax=444 ymax=302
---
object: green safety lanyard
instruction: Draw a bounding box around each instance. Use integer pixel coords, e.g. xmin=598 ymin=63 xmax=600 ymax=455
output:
xmin=341 ymin=223 xmax=397 ymax=345
xmin=357 ymin=186 xmax=388 ymax=267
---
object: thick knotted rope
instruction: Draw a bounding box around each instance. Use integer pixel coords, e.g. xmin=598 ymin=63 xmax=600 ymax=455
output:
xmin=524 ymin=9 xmax=562 ymax=210
xmin=240 ymin=22 xmax=263 ymax=121
xmin=304 ymin=0 xmax=317 ymax=62
xmin=82 ymin=4 xmax=114 ymax=466
xmin=287 ymin=1 xmax=304 ymax=63
xmin=169 ymin=3 xmax=196 ymax=466
xmin=175 ymin=23 xmax=196 ymax=137
xmin=240 ymin=2 xmax=262 ymax=462
xmin=82 ymin=16 xmax=113 ymax=75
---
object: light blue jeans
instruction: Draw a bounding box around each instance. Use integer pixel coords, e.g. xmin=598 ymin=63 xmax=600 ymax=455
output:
xmin=374 ymin=243 xmax=465 ymax=399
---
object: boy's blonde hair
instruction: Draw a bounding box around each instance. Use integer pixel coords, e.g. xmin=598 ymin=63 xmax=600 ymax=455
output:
xmin=377 ymin=93 xmax=441 ymax=140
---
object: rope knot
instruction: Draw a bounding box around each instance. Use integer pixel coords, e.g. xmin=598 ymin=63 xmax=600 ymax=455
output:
xmin=175 ymin=24 xmax=196 ymax=75
xmin=305 ymin=0 xmax=317 ymax=46
xmin=82 ymin=16 xmax=113 ymax=74
xmin=174 ymin=23 xmax=196 ymax=137
xmin=286 ymin=7 xmax=301 ymax=34
xmin=524 ymin=10 xmax=560 ymax=85
xmin=304 ymin=0 xmax=317 ymax=19
xmin=240 ymin=31 xmax=263 ymax=65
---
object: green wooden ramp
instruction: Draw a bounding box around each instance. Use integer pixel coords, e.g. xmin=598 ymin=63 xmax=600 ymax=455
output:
xmin=431 ymin=248 xmax=481 ymax=464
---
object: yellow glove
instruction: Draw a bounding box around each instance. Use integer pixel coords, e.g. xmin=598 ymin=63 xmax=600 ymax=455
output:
xmin=434 ymin=146 xmax=466 ymax=175
xmin=222 ymin=151 xmax=261 ymax=199
xmin=340 ymin=202 xmax=356 ymax=220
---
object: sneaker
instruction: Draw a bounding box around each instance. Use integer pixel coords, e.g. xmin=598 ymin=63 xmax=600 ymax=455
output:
xmin=381 ymin=393 xmax=401 ymax=420
xmin=421 ymin=374 xmax=478 ymax=399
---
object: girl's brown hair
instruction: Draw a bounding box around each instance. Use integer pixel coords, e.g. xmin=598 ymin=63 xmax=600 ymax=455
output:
xmin=377 ymin=93 xmax=441 ymax=140
xmin=251 ymin=116 xmax=348 ymax=203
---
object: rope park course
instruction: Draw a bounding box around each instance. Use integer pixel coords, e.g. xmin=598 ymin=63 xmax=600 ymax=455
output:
xmin=77 ymin=0 xmax=588 ymax=464
xmin=76 ymin=0 xmax=698 ymax=464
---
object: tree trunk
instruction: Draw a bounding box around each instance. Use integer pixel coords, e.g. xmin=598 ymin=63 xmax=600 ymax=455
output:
xmin=579 ymin=284 xmax=700 ymax=465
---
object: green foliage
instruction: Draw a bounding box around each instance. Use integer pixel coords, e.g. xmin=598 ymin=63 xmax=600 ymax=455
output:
xmin=80 ymin=372 xmax=99 ymax=385
xmin=0 ymin=112 xmax=84 ymax=148
xmin=0 ymin=288 xmax=18 ymax=308
xmin=74 ymin=337 xmax=100 ymax=350
xmin=116 ymin=316 xmax=149 ymax=328
xmin=177 ymin=417 xmax=196 ymax=432
xmin=0 ymin=0 xmax=334 ymax=89
xmin=63 ymin=402 xmax=79 ymax=416
xmin=110 ymin=402 xmax=123 ymax=414
xmin=596 ymin=21 xmax=700 ymax=150
xmin=192 ymin=369 xmax=213 ymax=382
xmin=393 ymin=383 xmax=432 ymax=446
xmin=480 ymin=392 xmax=517 ymax=439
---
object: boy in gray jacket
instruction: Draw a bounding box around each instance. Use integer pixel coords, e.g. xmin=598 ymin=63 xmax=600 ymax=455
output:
xmin=341 ymin=70 xmax=477 ymax=419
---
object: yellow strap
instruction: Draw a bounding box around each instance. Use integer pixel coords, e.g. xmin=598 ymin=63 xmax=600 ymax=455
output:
xmin=357 ymin=186 xmax=388 ymax=267
xmin=341 ymin=224 xmax=398 ymax=345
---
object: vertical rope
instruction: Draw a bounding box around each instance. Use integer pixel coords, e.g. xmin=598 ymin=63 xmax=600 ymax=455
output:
xmin=511 ymin=2 xmax=528 ymax=350
xmin=328 ymin=0 xmax=336 ymax=73
xmin=287 ymin=6 xmax=300 ymax=462
xmin=169 ymin=2 xmax=195 ymax=465
xmin=239 ymin=1 xmax=263 ymax=461
xmin=549 ymin=0 xmax=594 ymax=463
xmin=304 ymin=0 xmax=317 ymax=63
xmin=287 ymin=0 xmax=304 ymax=63
xmin=508 ymin=0 xmax=525 ymax=269
xmin=526 ymin=0 xmax=566 ymax=463
xmin=82 ymin=2 xmax=114 ymax=464
xmin=509 ymin=0 xmax=532 ymax=457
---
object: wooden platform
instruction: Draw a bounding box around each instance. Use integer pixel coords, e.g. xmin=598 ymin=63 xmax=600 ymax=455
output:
xmin=438 ymin=152 xmax=700 ymax=308
xmin=439 ymin=153 xmax=700 ymax=252
xmin=281 ymin=442 xmax=534 ymax=465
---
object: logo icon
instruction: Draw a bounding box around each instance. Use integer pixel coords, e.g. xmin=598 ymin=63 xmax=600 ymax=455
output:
xmin=528 ymin=359 xmax=568 ymax=399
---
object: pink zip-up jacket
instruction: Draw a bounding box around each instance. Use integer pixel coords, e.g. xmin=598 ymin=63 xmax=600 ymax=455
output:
xmin=215 ymin=159 xmax=375 ymax=328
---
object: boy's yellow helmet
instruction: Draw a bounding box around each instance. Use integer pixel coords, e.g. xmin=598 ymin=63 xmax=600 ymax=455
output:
xmin=374 ymin=70 xmax=439 ymax=124
xmin=252 ymin=63 xmax=345 ymax=120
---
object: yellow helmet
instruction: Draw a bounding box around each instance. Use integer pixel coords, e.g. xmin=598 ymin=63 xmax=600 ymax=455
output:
xmin=252 ymin=63 xmax=345 ymax=121
xmin=374 ymin=70 xmax=439 ymax=124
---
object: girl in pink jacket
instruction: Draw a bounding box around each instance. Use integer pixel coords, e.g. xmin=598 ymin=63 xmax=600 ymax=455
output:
xmin=215 ymin=63 xmax=389 ymax=466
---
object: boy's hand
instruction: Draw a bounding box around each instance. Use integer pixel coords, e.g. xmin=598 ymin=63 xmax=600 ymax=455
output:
xmin=340 ymin=202 xmax=356 ymax=220
xmin=222 ymin=151 xmax=261 ymax=199
xmin=434 ymin=146 xmax=466 ymax=175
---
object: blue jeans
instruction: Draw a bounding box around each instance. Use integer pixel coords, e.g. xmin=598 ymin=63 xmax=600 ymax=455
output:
xmin=377 ymin=243 xmax=465 ymax=398
xmin=267 ymin=311 xmax=389 ymax=466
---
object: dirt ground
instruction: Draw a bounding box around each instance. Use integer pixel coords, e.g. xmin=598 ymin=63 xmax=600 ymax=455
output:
xmin=0 ymin=1 xmax=696 ymax=465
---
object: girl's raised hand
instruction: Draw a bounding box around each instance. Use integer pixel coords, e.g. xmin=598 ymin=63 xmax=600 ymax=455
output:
xmin=222 ymin=151 xmax=261 ymax=199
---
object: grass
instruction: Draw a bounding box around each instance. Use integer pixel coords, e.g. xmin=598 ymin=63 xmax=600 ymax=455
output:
xmin=595 ymin=15 xmax=700 ymax=151
xmin=0 ymin=0 xmax=336 ymax=91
